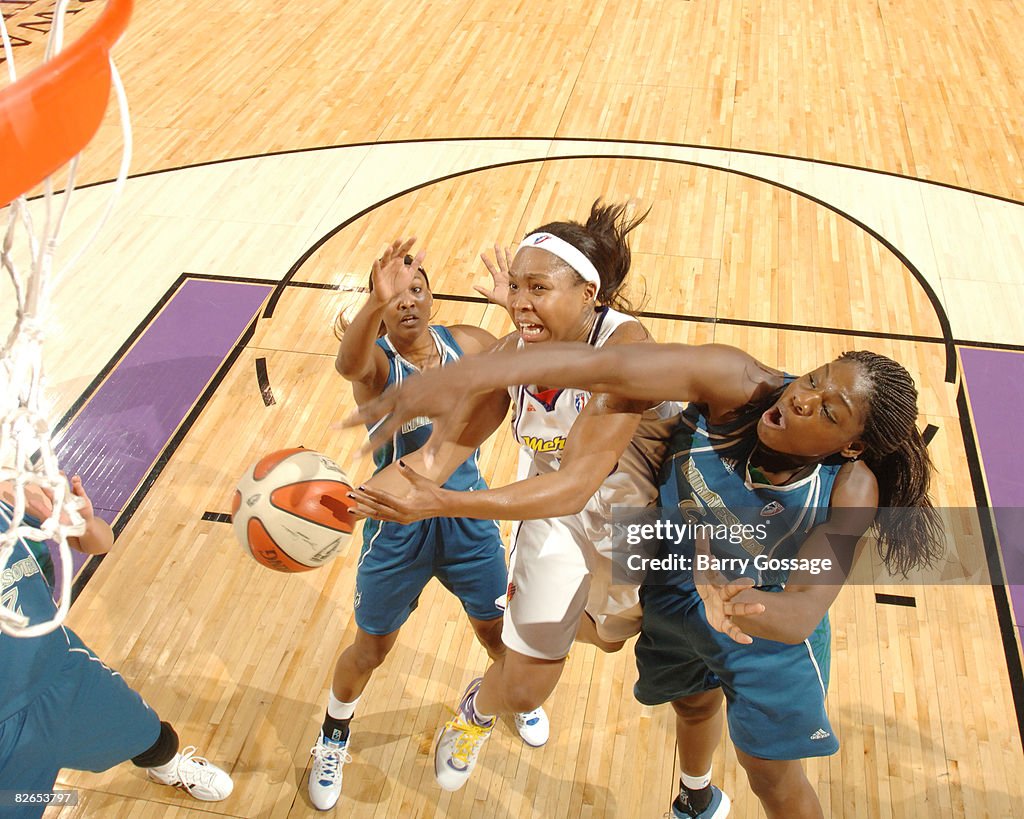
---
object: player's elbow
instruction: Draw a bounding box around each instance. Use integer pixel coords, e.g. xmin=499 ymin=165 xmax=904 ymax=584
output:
xmin=775 ymin=611 xmax=825 ymax=645
xmin=334 ymin=354 xmax=368 ymax=382
xmin=334 ymin=354 xmax=355 ymax=378
xmin=778 ymin=626 xmax=815 ymax=645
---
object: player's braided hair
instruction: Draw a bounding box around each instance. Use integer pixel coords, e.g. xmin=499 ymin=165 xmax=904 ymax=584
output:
xmin=530 ymin=198 xmax=649 ymax=314
xmin=838 ymin=350 xmax=944 ymax=575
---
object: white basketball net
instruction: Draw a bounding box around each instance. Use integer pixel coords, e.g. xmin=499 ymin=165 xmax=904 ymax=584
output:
xmin=0 ymin=1 xmax=132 ymax=637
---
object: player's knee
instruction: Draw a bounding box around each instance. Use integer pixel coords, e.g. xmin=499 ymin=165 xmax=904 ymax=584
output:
xmin=472 ymin=618 xmax=505 ymax=655
xmin=744 ymin=767 xmax=786 ymax=804
xmin=351 ymin=639 xmax=393 ymax=671
xmin=670 ymin=692 xmax=722 ymax=724
xmin=740 ymin=757 xmax=801 ymax=806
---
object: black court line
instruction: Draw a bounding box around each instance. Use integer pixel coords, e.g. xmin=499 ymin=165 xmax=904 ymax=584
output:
xmin=956 ymin=339 xmax=1024 ymax=353
xmin=288 ymin=285 xmax=1024 ymax=355
xmin=69 ymin=285 xmax=264 ymax=601
xmin=55 ymin=272 xmax=191 ymax=433
xmin=288 ymin=280 xmax=369 ymax=292
xmin=429 ymin=293 xmax=949 ymax=345
xmin=255 ymin=357 xmax=275 ymax=406
xmin=202 ymin=512 xmax=233 ymax=524
xmin=260 ymin=153 xmax=958 ymax=383
xmin=955 ymin=383 xmax=1024 ymax=743
xmin=922 ymin=424 xmax=940 ymax=446
xmin=55 ymin=135 xmax=1024 ymax=209
xmin=875 ymin=593 xmax=917 ymax=607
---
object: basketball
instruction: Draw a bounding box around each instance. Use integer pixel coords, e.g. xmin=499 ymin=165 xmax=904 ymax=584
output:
xmin=231 ymin=447 xmax=357 ymax=572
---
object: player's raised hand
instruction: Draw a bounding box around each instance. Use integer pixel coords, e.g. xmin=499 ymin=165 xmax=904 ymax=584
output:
xmin=474 ymin=244 xmax=514 ymax=309
xmin=693 ymin=530 xmax=765 ymax=644
xmin=371 ymin=238 xmax=423 ymax=303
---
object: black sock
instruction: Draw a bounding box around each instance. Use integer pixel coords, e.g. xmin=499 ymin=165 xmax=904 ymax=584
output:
xmin=131 ymin=721 xmax=179 ymax=768
xmin=321 ymin=711 xmax=352 ymax=744
xmin=673 ymin=780 xmax=712 ymax=816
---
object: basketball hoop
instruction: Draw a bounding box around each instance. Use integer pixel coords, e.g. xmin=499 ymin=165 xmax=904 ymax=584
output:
xmin=0 ymin=0 xmax=132 ymax=207
xmin=1 ymin=0 xmax=133 ymax=637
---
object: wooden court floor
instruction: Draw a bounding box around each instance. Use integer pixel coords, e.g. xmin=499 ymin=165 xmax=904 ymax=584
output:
xmin=1 ymin=1 xmax=1022 ymax=817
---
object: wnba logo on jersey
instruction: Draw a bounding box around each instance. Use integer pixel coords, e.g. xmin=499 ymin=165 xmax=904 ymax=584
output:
xmin=574 ymin=393 xmax=588 ymax=413
xmin=522 ymin=435 xmax=566 ymax=453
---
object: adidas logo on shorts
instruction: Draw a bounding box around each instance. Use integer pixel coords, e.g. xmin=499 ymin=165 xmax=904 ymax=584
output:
xmin=809 ymin=728 xmax=831 ymax=740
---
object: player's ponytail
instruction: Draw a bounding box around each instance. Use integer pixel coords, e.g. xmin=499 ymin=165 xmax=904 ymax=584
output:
xmin=840 ymin=350 xmax=944 ymax=575
xmin=530 ymin=199 xmax=650 ymax=314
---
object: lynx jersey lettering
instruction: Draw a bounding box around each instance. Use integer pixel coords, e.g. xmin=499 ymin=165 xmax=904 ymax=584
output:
xmin=0 ymin=503 xmax=74 ymax=721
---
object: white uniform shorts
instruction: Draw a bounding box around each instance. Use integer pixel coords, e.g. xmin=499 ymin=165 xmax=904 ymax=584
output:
xmin=500 ymin=472 xmax=649 ymax=660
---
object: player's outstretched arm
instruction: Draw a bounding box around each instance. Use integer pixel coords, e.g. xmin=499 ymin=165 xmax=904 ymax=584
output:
xmin=350 ymin=323 xmax=653 ymax=522
xmin=352 ymin=389 xmax=643 ymax=523
xmin=348 ymin=342 xmax=769 ymax=445
xmin=354 ymin=385 xmax=511 ymax=512
xmin=65 ymin=475 xmax=113 ymax=555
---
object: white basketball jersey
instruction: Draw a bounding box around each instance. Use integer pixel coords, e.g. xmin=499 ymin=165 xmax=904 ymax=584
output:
xmin=509 ymin=307 xmax=681 ymax=502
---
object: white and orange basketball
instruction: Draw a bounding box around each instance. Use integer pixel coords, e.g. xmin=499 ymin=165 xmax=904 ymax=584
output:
xmin=231 ymin=447 xmax=357 ymax=572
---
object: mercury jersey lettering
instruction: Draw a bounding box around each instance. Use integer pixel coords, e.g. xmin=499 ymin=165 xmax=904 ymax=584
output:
xmin=521 ymin=434 xmax=566 ymax=453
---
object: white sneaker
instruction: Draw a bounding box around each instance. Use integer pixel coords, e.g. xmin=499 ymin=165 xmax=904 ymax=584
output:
xmin=514 ymin=706 xmax=549 ymax=747
xmin=434 ymin=677 xmax=494 ymax=791
xmin=147 ymin=745 xmax=234 ymax=801
xmin=309 ymin=731 xmax=351 ymax=811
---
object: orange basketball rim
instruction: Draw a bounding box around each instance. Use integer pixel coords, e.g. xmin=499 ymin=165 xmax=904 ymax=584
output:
xmin=0 ymin=0 xmax=133 ymax=207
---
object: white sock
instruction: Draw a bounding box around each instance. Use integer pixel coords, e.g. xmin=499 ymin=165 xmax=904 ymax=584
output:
xmin=680 ymin=767 xmax=712 ymax=791
xmin=327 ymin=691 xmax=359 ymax=721
xmin=148 ymin=753 xmax=180 ymax=776
xmin=467 ymin=690 xmax=494 ymax=726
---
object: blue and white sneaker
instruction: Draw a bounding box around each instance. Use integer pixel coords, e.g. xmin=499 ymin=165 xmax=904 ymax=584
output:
xmin=514 ymin=706 xmax=549 ymax=747
xmin=671 ymin=784 xmax=730 ymax=818
xmin=308 ymin=731 xmax=352 ymax=810
xmin=434 ymin=678 xmax=495 ymax=791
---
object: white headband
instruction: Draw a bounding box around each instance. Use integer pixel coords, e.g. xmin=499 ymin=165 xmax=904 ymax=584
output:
xmin=518 ymin=232 xmax=601 ymax=286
